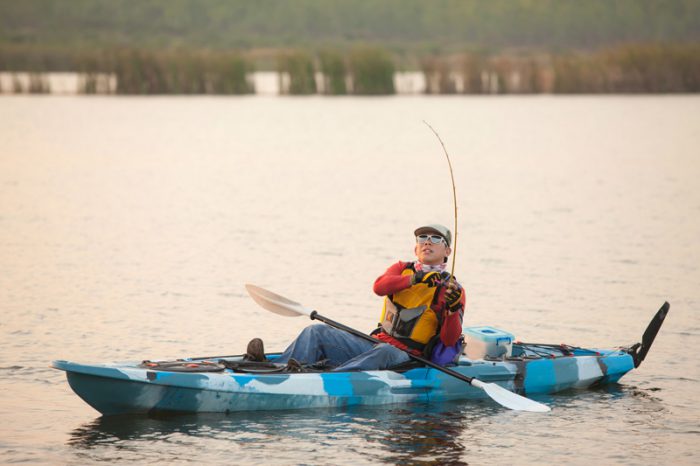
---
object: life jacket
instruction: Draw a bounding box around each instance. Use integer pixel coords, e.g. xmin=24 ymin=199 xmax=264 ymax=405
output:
xmin=378 ymin=264 xmax=451 ymax=351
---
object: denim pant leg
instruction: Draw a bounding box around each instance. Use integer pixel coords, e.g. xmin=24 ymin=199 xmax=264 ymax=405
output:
xmin=332 ymin=343 xmax=411 ymax=372
xmin=276 ymin=324 xmax=375 ymax=367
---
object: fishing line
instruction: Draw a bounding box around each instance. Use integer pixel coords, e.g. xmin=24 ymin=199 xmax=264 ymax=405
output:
xmin=423 ymin=120 xmax=458 ymax=280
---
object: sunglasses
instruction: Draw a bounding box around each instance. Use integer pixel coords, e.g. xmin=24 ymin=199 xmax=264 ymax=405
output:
xmin=416 ymin=234 xmax=446 ymax=245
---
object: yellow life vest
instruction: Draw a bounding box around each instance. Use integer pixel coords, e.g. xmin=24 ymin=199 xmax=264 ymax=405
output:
xmin=378 ymin=266 xmax=449 ymax=350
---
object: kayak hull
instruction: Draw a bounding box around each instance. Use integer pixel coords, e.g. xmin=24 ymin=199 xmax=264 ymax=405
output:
xmin=53 ymin=348 xmax=634 ymax=415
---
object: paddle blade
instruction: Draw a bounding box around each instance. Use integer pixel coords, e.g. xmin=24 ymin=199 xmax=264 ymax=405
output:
xmin=470 ymin=379 xmax=551 ymax=412
xmin=245 ymin=284 xmax=313 ymax=317
xmin=633 ymin=301 xmax=670 ymax=368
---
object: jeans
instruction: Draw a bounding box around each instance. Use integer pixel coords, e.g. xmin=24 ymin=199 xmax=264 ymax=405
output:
xmin=276 ymin=324 xmax=411 ymax=371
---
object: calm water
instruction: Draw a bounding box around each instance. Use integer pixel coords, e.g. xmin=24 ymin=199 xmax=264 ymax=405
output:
xmin=1 ymin=95 xmax=699 ymax=465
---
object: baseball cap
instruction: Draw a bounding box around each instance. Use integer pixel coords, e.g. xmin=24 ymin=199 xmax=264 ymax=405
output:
xmin=414 ymin=224 xmax=452 ymax=247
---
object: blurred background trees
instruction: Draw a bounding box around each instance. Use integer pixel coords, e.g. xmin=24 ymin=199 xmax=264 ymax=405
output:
xmin=0 ymin=0 xmax=698 ymax=94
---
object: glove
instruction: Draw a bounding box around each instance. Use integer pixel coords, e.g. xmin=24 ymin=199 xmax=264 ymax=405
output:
xmin=411 ymin=271 xmax=442 ymax=287
xmin=444 ymin=281 xmax=462 ymax=312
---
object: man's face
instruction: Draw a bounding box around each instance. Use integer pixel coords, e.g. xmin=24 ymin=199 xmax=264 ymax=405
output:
xmin=414 ymin=234 xmax=451 ymax=265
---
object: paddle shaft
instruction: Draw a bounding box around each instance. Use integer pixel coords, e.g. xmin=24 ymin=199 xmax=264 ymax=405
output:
xmin=245 ymin=283 xmax=551 ymax=412
xmin=309 ymin=310 xmax=476 ymax=384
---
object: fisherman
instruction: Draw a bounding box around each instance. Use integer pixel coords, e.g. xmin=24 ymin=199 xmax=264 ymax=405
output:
xmin=245 ymin=224 xmax=466 ymax=371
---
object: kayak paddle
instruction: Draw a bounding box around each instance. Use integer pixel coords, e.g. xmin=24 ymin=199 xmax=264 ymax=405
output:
xmin=245 ymin=284 xmax=551 ymax=413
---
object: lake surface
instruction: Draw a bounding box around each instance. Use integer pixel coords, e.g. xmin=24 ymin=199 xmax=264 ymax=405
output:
xmin=1 ymin=95 xmax=698 ymax=465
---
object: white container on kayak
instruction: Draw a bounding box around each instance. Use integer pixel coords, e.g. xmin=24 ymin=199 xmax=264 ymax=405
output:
xmin=463 ymin=326 xmax=515 ymax=359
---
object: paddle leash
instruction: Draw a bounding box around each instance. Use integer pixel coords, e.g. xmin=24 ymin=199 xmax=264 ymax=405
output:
xmin=245 ymin=284 xmax=551 ymax=413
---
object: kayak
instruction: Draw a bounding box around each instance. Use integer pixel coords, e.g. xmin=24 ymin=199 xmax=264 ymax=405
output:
xmin=52 ymin=346 xmax=630 ymax=415
xmin=52 ymin=302 xmax=668 ymax=416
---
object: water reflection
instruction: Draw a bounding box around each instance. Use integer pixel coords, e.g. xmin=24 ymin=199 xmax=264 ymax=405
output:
xmin=549 ymin=383 xmax=666 ymax=411
xmin=67 ymin=385 xmax=670 ymax=464
xmin=68 ymin=402 xmax=502 ymax=464
xmin=62 ymin=381 xmax=677 ymax=464
xmin=367 ymin=406 xmax=478 ymax=466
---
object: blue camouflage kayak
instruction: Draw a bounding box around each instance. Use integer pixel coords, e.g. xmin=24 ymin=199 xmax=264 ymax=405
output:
xmin=52 ymin=302 xmax=668 ymax=416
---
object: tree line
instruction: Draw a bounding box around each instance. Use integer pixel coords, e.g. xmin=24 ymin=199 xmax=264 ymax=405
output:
xmin=1 ymin=0 xmax=698 ymax=52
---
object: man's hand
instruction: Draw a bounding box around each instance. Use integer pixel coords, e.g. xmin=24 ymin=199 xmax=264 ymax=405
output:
xmin=411 ymin=271 xmax=442 ymax=287
xmin=444 ymin=281 xmax=462 ymax=312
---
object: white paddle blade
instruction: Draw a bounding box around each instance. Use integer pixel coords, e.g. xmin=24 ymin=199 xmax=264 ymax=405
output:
xmin=470 ymin=379 xmax=551 ymax=412
xmin=245 ymin=284 xmax=313 ymax=317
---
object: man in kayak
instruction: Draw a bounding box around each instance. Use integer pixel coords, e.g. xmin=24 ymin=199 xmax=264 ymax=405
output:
xmin=245 ymin=224 xmax=466 ymax=371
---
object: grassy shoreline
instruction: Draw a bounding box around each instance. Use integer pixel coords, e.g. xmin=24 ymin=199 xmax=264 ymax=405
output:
xmin=1 ymin=44 xmax=698 ymax=95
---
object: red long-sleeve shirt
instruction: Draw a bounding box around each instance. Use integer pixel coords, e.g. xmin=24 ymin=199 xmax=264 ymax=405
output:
xmin=372 ymin=261 xmax=466 ymax=353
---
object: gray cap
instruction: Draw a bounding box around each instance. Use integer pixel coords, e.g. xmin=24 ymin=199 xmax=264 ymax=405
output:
xmin=414 ymin=224 xmax=452 ymax=247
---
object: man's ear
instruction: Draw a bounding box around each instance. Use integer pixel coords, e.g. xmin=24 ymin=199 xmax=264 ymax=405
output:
xmin=443 ymin=246 xmax=452 ymax=263
xmin=414 ymin=243 xmax=419 ymax=256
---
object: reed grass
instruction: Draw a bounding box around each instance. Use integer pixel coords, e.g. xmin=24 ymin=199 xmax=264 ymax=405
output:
xmin=0 ymin=43 xmax=697 ymax=95
xmin=421 ymin=56 xmax=458 ymax=94
xmin=319 ymin=50 xmax=347 ymax=95
xmin=277 ymin=51 xmax=316 ymax=95
xmin=27 ymin=73 xmax=50 ymax=93
xmin=12 ymin=74 xmax=23 ymax=93
xmin=348 ymin=47 xmax=395 ymax=95
xmin=108 ymin=49 xmax=254 ymax=95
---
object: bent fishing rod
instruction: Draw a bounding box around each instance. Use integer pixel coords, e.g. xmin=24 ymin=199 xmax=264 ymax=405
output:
xmin=423 ymin=120 xmax=458 ymax=282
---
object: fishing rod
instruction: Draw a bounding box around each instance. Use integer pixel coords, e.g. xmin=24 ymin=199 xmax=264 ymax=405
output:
xmin=423 ymin=121 xmax=458 ymax=281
